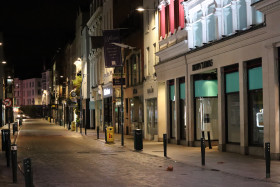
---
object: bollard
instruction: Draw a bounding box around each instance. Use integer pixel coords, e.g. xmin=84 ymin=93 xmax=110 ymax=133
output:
xmin=202 ymin=131 xmax=205 ymax=139
xmin=6 ymin=138 xmax=11 ymax=167
xmin=126 ymin=126 xmax=129 ymax=135
xmin=11 ymin=144 xmax=17 ymax=183
xmin=201 ymin=138 xmax=205 ymax=166
xmin=2 ymin=129 xmax=10 ymax=151
xmin=163 ymin=134 xmax=167 ymax=157
xmin=207 ymin=131 xmax=212 ymax=149
xmin=97 ymin=126 xmax=99 ymax=139
xmin=23 ymin=158 xmax=33 ymax=187
xmin=265 ymin=142 xmax=270 ymax=178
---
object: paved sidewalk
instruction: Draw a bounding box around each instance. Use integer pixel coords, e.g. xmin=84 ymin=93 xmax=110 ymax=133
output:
xmin=64 ymin=123 xmax=280 ymax=185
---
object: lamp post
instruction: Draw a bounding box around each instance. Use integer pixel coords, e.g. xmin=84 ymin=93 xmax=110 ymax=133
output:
xmin=111 ymin=43 xmax=135 ymax=146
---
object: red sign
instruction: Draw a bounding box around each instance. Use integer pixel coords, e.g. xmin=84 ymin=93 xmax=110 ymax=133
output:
xmin=3 ymin=98 xmax=12 ymax=107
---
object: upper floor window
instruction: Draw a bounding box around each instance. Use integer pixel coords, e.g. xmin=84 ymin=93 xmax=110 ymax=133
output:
xmin=252 ymin=0 xmax=263 ymax=25
xmin=223 ymin=0 xmax=233 ymax=35
xmin=206 ymin=3 xmax=216 ymax=42
xmin=126 ymin=52 xmax=142 ymax=87
xmin=193 ymin=10 xmax=203 ymax=47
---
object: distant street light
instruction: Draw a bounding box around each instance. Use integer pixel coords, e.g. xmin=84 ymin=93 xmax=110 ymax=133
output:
xmin=0 ymin=42 xmax=2 ymax=46
xmin=60 ymin=75 xmax=63 ymax=78
xmin=2 ymin=61 xmax=6 ymax=64
xmin=136 ymin=7 xmax=156 ymax=12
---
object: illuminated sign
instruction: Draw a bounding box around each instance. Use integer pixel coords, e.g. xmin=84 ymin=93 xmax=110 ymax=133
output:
xmin=104 ymin=88 xmax=111 ymax=96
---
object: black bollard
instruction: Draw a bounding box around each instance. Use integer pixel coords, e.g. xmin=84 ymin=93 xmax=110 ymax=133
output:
xmin=6 ymin=138 xmax=11 ymax=167
xmin=163 ymin=134 xmax=167 ymax=157
xmin=97 ymin=126 xmax=99 ymax=139
xmin=2 ymin=129 xmax=10 ymax=151
xmin=11 ymin=144 xmax=17 ymax=183
xmin=23 ymin=158 xmax=33 ymax=187
xmin=202 ymin=131 xmax=205 ymax=139
xmin=201 ymin=138 xmax=205 ymax=166
xmin=126 ymin=126 xmax=129 ymax=135
xmin=265 ymin=142 xmax=270 ymax=178
xmin=207 ymin=131 xmax=212 ymax=149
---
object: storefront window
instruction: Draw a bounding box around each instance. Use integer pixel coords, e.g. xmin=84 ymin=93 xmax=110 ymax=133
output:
xmin=146 ymin=98 xmax=158 ymax=139
xmin=180 ymin=79 xmax=186 ymax=139
xmin=104 ymin=97 xmax=112 ymax=127
xmin=248 ymin=60 xmax=263 ymax=146
xmin=194 ymin=77 xmax=218 ymax=140
xmin=225 ymin=67 xmax=240 ymax=144
xmin=130 ymin=96 xmax=144 ymax=130
xmin=169 ymin=80 xmax=176 ymax=138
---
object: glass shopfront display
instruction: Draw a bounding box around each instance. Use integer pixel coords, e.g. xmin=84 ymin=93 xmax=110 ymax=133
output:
xmin=146 ymin=98 xmax=158 ymax=140
xmin=114 ymin=98 xmax=121 ymax=133
xmin=104 ymin=97 xmax=112 ymax=127
xmin=169 ymin=80 xmax=176 ymax=138
xmin=179 ymin=79 xmax=186 ymax=139
xmin=247 ymin=60 xmax=263 ymax=146
xmin=225 ymin=67 xmax=240 ymax=143
xmin=194 ymin=75 xmax=218 ymax=140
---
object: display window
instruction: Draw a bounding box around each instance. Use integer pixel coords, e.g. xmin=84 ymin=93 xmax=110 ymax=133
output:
xmin=194 ymin=73 xmax=218 ymax=140
xmin=247 ymin=58 xmax=263 ymax=146
xmin=225 ymin=64 xmax=240 ymax=144
xmin=169 ymin=80 xmax=176 ymax=138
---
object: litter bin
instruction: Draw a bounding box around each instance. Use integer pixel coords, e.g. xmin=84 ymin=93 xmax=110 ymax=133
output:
xmin=71 ymin=121 xmax=76 ymax=131
xmin=106 ymin=127 xmax=114 ymax=143
xmin=134 ymin=129 xmax=143 ymax=150
xmin=1 ymin=129 xmax=10 ymax=151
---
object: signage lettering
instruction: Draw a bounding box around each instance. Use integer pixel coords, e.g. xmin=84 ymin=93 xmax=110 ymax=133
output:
xmin=192 ymin=60 xmax=213 ymax=71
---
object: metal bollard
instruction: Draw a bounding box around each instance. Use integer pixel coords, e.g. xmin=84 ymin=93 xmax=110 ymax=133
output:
xmin=97 ymin=126 xmax=99 ymax=139
xmin=202 ymin=131 xmax=205 ymax=139
xmin=6 ymin=138 xmax=11 ymax=167
xmin=126 ymin=126 xmax=129 ymax=135
xmin=207 ymin=131 xmax=212 ymax=149
xmin=11 ymin=144 xmax=17 ymax=183
xmin=201 ymin=138 xmax=205 ymax=166
xmin=265 ymin=142 xmax=270 ymax=178
xmin=163 ymin=134 xmax=167 ymax=157
xmin=2 ymin=129 xmax=10 ymax=151
xmin=23 ymin=158 xmax=33 ymax=187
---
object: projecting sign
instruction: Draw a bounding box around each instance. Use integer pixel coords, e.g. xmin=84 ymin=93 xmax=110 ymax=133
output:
xmin=3 ymin=98 xmax=12 ymax=107
xmin=103 ymin=30 xmax=122 ymax=67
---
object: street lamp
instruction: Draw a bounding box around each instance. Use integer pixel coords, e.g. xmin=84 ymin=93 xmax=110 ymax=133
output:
xmin=2 ymin=61 xmax=6 ymax=64
xmin=111 ymin=43 xmax=135 ymax=146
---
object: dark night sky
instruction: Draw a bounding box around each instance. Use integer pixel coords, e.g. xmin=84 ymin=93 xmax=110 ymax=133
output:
xmin=0 ymin=0 xmax=80 ymax=79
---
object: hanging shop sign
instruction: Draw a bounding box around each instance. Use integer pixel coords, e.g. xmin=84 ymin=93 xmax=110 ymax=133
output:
xmin=192 ymin=59 xmax=213 ymax=71
xmin=103 ymin=29 xmax=122 ymax=67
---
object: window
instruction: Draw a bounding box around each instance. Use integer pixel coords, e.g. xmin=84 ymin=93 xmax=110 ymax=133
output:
xmin=193 ymin=10 xmax=203 ymax=47
xmin=38 ymin=89 xmax=41 ymax=95
xmin=252 ymin=0 xmax=263 ymax=25
xmin=38 ymin=82 xmax=41 ymax=87
xmin=225 ymin=65 xmax=240 ymax=143
xmin=169 ymin=80 xmax=176 ymax=138
xmin=237 ymin=0 xmax=247 ymax=30
xmin=223 ymin=0 xmax=233 ymax=35
xmin=247 ymin=58 xmax=263 ymax=146
xmin=126 ymin=52 xmax=142 ymax=87
xmin=32 ymin=90 xmax=34 ymax=96
xmin=206 ymin=4 xmax=216 ymax=41
xmin=179 ymin=78 xmax=186 ymax=139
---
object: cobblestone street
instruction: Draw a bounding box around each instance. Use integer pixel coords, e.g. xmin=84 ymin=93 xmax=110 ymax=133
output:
xmin=0 ymin=119 xmax=279 ymax=186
